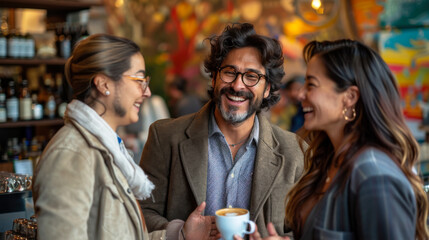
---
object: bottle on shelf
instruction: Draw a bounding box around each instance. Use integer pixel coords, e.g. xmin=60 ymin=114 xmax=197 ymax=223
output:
xmin=10 ymin=137 xmax=21 ymax=161
xmin=24 ymin=33 xmax=35 ymax=59
xmin=55 ymin=73 xmax=68 ymax=118
xmin=6 ymin=78 xmax=19 ymax=122
xmin=19 ymin=79 xmax=32 ymax=120
xmin=7 ymin=29 xmax=18 ymax=58
xmin=0 ymin=78 xmax=6 ymax=122
xmin=28 ymin=137 xmax=42 ymax=166
xmin=0 ymin=16 xmax=7 ymax=58
xmin=15 ymin=29 xmax=25 ymax=59
xmin=0 ymin=16 xmax=8 ymax=58
xmin=31 ymin=93 xmax=43 ymax=120
xmin=60 ymin=24 xmax=71 ymax=59
xmin=0 ymin=31 xmax=6 ymax=58
xmin=43 ymin=74 xmax=56 ymax=119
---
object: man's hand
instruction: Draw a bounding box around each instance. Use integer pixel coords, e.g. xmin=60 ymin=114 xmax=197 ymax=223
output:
xmin=183 ymin=202 xmax=220 ymax=240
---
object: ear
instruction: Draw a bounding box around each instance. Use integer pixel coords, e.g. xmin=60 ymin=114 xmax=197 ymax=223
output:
xmin=93 ymin=74 xmax=110 ymax=96
xmin=344 ymin=86 xmax=359 ymax=108
xmin=263 ymin=83 xmax=271 ymax=98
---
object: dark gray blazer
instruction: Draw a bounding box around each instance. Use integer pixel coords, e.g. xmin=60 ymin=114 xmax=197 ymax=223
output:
xmin=139 ymin=101 xmax=305 ymax=237
xmin=301 ymin=148 xmax=417 ymax=240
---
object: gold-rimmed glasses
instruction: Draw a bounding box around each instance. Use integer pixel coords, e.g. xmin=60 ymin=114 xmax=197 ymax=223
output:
xmin=123 ymin=75 xmax=151 ymax=92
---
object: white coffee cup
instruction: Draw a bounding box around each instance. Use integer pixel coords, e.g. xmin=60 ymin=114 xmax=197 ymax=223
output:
xmin=215 ymin=208 xmax=256 ymax=240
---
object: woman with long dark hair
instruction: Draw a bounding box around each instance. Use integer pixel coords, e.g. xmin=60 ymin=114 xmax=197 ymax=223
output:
xmin=235 ymin=39 xmax=429 ymax=240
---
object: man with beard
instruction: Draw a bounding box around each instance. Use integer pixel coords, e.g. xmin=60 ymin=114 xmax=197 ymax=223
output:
xmin=139 ymin=23 xmax=305 ymax=239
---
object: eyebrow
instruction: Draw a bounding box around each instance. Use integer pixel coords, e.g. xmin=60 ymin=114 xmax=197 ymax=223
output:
xmin=222 ymin=65 xmax=264 ymax=74
xmin=133 ymin=70 xmax=146 ymax=76
xmin=306 ymin=75 xmax=319 ymax=83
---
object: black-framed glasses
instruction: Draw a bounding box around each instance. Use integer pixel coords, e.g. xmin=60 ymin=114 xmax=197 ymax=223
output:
xmin=218 ymin=66 xmax=266 ymax=87
xmin=123 ymin=75 xmax=151 ymax=92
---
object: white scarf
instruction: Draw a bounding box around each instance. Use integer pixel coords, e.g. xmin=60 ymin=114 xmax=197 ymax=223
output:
xmin=65 ymin=100 xmax=154 ymax=200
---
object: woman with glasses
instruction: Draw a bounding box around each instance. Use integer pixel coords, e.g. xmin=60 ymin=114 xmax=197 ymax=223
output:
xmin=33 ymin=34 xmax=217 ymax=240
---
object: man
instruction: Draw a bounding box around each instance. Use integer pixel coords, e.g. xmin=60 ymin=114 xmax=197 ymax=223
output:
xmin=140 ymin=23 xmax=304 ymax=238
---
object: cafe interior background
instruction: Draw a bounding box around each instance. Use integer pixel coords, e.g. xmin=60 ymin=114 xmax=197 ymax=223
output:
xmin=0 ymin=0 xmax=428 ymax=233
xmin=78 ymin=0 xmax=429 ymax=140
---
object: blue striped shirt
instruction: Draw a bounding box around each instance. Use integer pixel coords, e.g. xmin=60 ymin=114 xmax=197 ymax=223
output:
xmin=205 ymin=112 xmax=259 ymax=215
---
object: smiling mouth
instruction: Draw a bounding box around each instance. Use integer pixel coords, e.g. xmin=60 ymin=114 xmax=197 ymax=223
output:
xmin=303 ymin=106 xmax=314 ymax=113
xmin=133 ymin=103 xmax=141 ymax=108
xmin=226 ymin=94 xmax=246 ymax=102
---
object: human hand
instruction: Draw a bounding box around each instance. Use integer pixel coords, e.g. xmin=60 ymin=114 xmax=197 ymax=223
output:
xmin=233 ymin=223 xmax=290 ymax=240
xmin=183 ymin=201 xmax=220 ymax=240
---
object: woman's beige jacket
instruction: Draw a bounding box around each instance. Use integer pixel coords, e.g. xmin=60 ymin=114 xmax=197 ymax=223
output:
xmin=33 ymin=119 xmax=166 ymax=240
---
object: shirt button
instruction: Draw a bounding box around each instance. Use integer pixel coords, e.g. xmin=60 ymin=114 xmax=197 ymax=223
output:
xmin=127 ymin=188 xmax=131 ymax=194
xmin=231 ymin=173 xmax=234 ymax=178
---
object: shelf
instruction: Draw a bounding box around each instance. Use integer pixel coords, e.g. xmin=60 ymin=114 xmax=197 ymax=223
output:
xmin=0 ymin=58 xmax=67 ymax=66
xmin=0 ymin=0 xmax=102 ymax=11
xmin=0 ymin=119 xmax=64 ymax=128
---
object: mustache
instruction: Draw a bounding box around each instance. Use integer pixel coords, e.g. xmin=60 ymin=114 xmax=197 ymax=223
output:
xmin=220 ymin=87 xmax=254 ymax=99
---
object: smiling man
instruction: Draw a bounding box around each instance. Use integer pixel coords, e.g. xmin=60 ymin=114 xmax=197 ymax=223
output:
xmin=139 ymin=23 xmax=305 ymax=239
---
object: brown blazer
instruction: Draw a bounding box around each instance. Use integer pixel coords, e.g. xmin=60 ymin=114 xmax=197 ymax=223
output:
xmin=140 ymin=101 xmax=305 ymax=237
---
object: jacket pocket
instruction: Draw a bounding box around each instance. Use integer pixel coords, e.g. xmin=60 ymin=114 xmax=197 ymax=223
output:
xmin=313 ymin=226 xmax=354 ymax=240
xmin=98 ymin=184 xmax=133 ymax=239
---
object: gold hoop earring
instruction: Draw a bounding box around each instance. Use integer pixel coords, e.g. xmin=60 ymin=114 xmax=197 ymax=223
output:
xmin=343 ymin=108 xmax=356 ymax=121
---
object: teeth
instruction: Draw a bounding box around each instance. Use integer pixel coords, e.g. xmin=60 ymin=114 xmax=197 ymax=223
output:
xmin=303 ymin=107 xmax=313 ymax=113
xmin=134 ymin=103 xmax=141 ymax=108
xmin=227 ymin=95 xmax=245 ymax=102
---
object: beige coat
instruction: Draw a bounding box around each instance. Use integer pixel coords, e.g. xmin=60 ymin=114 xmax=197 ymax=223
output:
xmin=140 ymin=101 xmax=305 ymax=237
xmin=33 ymin=119 xmax=165 ymax=240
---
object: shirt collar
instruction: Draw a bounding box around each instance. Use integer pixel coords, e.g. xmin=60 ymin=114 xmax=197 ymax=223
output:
xmin=208 ymin=109 xmax=259 ymax=146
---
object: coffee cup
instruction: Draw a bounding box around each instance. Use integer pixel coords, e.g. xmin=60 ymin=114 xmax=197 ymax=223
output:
xmin=215 ymin=208 xmax=256 ymax=240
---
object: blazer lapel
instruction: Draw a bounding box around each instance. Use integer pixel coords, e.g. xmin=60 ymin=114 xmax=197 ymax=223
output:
xmin=249 ymin=115 xmax=284 ymax=220
xmin=179 ymin=102 xmax=212 ymax=205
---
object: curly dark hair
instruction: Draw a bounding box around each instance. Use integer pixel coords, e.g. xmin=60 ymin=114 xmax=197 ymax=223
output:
xmin=204 ymin=23 xmax=285 ymax=110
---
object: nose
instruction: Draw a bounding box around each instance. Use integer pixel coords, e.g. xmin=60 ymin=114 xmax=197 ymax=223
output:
xmin=230 ymin=73 xmax=247 ymax=90
xmin=297 ymin=87 xmax=306 ymax=101
xmin=143 ymin=86 xmax=152 ymax=98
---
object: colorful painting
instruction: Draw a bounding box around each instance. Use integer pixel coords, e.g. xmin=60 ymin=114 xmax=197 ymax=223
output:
xmin=378 ymin=0 xmax=429 ymax=28
xmin=379 ymin=28 xmax=429 ymax=121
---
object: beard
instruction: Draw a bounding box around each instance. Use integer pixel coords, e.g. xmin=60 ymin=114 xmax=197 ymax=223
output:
xmin=214 ymin=86 xmax=263 ymax=125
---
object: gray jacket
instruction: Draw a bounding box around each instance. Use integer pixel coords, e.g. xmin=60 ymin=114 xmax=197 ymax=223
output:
xmin=301 ymin=148 xmax=417 ymax=240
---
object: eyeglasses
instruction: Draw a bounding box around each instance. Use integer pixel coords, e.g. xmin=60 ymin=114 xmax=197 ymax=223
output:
xmin=218 ymin=66 xmax=266 ymax=87
xmin=123 ymin=75 xmax=151 ymax=92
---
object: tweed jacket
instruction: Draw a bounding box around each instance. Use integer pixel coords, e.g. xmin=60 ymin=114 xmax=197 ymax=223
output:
xmin=300 ymin=148 xmax=417 ymax=240
xmin=33 ymin=118 xmax=165 ymax=240
xmin=140 ymin=101 xmax=305 ymax=237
